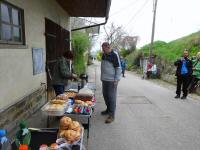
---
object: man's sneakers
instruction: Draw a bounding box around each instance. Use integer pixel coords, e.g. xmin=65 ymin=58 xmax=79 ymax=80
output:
xmin=105 ymin=115 xmax=114 ymax=124
xmin=174 ymin=95 xmax=187 ymax=99
xmin=174 ymin=95 xmax=180 ymax=98
xmin=101 ymin=110 xmax=115 ymax=123
xmin=181 ymin=96 xmax=187 ymax=99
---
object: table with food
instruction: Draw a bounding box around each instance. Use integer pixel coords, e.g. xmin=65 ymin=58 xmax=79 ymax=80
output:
xmin=41 ymin=85 xmax=96 ymax=141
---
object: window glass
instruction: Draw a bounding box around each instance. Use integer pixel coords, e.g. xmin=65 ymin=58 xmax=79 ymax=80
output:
xmin=2 ymin=24 xmax=12 ymax=40
xmin=12 ymin=8 xmax=20 ymax=25
xmin=1 ymin=3 xmax=10 ymax=23
xmin=13 ymin=27 xmax=21 ymax=42
xmin=0 ymin=2 xmax=24 ymax=44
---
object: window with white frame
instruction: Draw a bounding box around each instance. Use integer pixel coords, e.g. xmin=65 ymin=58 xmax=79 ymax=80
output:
xmin=0 ymin=1 xmax=25 ymax=44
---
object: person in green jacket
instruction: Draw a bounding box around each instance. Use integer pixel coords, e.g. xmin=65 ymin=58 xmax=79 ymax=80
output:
xmin=188 ymin=51 xmax=200 ymax=93
xmin=52 ymin=51 xmax=77 ymax=95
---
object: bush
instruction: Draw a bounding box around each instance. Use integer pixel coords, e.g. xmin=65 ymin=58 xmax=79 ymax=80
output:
xmin=120 ymin=48 xmax=131 ymax=58
xmin=72 ymin=31 xmax=91 ymax=75
xmin=126 ymin=50 xmax=143 ymax=70
xmin=97 ymin=51 xmax=103 ymax=61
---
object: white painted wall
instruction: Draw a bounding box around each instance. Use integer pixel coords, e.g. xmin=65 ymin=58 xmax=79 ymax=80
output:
xmin=0 ymin=0 xmax=70 ymax=110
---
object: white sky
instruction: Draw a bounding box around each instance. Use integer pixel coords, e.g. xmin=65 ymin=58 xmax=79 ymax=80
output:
xmin=92 ymin=0 xmax=200 ymax=51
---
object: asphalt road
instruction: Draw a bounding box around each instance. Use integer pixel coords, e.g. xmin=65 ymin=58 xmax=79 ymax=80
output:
xmin=87 ymin=61 xmax=200 ymax=150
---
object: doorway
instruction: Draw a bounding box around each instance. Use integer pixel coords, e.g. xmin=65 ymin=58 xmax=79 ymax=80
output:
xmin=45 ymin=18 xmax=70 ymax=100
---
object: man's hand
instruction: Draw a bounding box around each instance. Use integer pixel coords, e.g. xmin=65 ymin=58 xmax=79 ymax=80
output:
xmin=192 ymin=67 xmax=196 ymax=71
xmin=72 ymin=73 xmax=78 ymax=80
xmin=114 ymin=81 xmax=118 ymax=86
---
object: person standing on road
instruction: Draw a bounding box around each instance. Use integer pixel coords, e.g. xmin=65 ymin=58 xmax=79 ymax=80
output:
xmin=121 ymin=57 xmax=127 ymax=77
xmin=188 ymin=51 xmax=200 ymax=93
xmin=101 ymin=42 xmax=121 ymax=123
xmin=174 ymin=50 xmax=193 ymax=99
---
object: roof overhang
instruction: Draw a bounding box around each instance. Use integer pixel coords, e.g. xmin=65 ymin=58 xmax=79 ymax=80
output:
xmin=56 ymin=0 xmax=111 ymax=17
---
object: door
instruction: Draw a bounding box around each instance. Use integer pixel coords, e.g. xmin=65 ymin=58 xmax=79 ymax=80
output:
xmin=45 ymin=18 xmax=70 ymax=100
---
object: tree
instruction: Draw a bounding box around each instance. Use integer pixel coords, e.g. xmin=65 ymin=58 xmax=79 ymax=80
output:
xmin=103 ymin=23 xmax=127 ymax=50
xmin=103 ymin=23 xmax=139 ymax=52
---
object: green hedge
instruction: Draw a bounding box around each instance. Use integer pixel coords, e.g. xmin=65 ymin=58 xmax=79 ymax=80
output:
xmin=72 ymin=31 xmax=91 ymax=75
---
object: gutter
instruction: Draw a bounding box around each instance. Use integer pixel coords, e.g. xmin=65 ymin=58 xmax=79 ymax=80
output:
xmin=71 ymin=17 xmax=108 ymax=31
xmin=71 ymin=0 xmax=111 ymax=32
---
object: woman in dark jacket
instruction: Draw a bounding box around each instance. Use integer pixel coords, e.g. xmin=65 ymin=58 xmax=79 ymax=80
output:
xmin=52 ymin=51 xmax=77 ymax=96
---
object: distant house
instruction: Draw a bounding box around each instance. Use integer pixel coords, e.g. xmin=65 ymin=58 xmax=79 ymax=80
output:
xmin=0 ymin=0 xmax=111 ymax=136
xmin=121 ymin=36 xmax=139 ymax=50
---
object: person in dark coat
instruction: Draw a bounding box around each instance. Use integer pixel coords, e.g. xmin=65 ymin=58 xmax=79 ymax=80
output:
xmin=120 ymin=57 xmax=127 ymax=77
xmin=174 ymin=50 xmax=193 ymax=99
xmin=51 ymin=51 xmax=77 ymax=96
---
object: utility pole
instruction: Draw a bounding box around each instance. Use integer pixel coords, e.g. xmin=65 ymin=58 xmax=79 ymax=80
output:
xmin=149 ymin=0 xmax=158 ymax=62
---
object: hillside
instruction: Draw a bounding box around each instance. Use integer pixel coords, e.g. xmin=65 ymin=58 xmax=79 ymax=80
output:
xmin=125 ymin=31 xmax=200 ymax=94
xmin=140 ymin=31 xmax=200 ymax=62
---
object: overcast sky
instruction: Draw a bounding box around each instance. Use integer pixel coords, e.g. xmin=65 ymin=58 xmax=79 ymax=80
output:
xmin=92 ymin=0 xmax=200 ymax=51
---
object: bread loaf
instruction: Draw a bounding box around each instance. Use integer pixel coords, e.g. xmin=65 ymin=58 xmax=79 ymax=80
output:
xmin=64 ymin=130 xmax=81 ymax=142
xmin=60 ymin=116 xmax=72 ymax=130
xmin=75 ymin=100 xmax=85 ymax=105
xmin=51 ymin=99 xmax=66 ymax=104
xmin=47 ymin=104 xmax=64 ymax=111
xmin=68 ymin=121 xmax=81 ymax=132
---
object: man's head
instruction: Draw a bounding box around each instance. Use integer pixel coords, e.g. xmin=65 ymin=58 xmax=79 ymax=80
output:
xmin=183 ymin=49 xmax=189 ymax=58
xmin=102 ymin=42 xmax=112 ymax=54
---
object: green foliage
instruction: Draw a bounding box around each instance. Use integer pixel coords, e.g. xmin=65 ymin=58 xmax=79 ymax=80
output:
xmin=72 ymin=31 xmax=91 ymax=75
xmin=126 ymin=50 xmax=143 ymax=70
xmin=15 ymin=121 xmax=31 ymax=147
xmin=97 ymin=51 xmax=103 ymax=61
xmin=140 ymin=31 xmax=200 ymax=62
xmin=125 ymin=31 xmax=200 ymax=72
xmin=120 ymin=48 xmax=131 ymax=58
xmin=72 ymin=31 xmax=90 ymax=53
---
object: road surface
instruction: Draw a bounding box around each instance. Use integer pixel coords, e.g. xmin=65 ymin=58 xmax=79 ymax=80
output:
xmin=87 ymin=61 xmax=200 ymax=150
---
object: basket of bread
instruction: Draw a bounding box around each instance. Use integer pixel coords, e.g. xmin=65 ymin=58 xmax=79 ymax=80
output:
xmin=56 ymin=116 xmax=83 ymax=149
xmin=41 ymin=99 xmax=67 ymax=116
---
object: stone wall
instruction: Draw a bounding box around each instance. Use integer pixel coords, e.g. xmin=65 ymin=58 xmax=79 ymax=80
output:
xmin=0 ymin=86 xmax=46 ymax=138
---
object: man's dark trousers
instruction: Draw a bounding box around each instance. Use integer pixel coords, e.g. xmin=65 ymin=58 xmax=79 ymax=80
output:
xmin=102 ymin=81 xmax=117 ymax=117
xmin=53 ymin=84 xmax=65 ymax=96
xmin=176 ymin=75 xmax=190 ymax=97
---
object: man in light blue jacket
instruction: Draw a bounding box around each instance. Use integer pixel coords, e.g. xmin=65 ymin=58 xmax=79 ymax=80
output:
xmin=101 ymin=42 xmax=121 ymax=123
